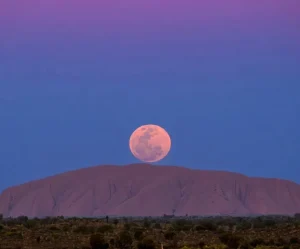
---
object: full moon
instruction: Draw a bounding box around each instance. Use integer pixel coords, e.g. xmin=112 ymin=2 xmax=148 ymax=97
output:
xmin=129 ymin=124 xmax=171 ymax=163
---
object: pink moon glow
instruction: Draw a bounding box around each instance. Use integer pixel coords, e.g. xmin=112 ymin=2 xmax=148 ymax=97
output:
xmin=129 ymin=124 xmax=171 ymax=162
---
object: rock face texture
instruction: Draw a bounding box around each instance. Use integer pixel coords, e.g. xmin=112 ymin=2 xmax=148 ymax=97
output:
xmin=0 ymin=164 xmax=300 ymax=217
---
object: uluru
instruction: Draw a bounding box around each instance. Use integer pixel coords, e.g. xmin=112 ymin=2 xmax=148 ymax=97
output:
xmin=0 ymin=164 xmax=300 ymax=218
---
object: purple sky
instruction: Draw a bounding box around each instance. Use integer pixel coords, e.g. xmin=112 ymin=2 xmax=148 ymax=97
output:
xmin=0 ymin=0 xmax=300 ymax=191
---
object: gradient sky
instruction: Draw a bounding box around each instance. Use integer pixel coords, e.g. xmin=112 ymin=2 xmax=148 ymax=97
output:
xmin=0 ymin=0 xmax=300 ymax=192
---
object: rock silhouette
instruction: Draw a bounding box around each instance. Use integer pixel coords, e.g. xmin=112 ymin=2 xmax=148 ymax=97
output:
xmin=0 ymin=164 xmax=299 ymax=217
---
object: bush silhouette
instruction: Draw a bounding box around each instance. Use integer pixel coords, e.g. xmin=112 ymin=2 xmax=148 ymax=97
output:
xmin=90 ymin=234 xmax=109 ymax=249
xmin=290 ymin=237 xmax=299 ymax=244
xmin=249 ymin=238 xmax=265 ymax=247
xmin=116 ymin=230 xmax=133 ymax=249
xmin=73 ymin=225 xmax=95 ymax=234
xmin=198 ymin=221 xmax=217 ymax=231
xmin=153 ymin=223 xmax=161 ymax=229
xmin=164 ymin=230 xmax=176 ymax=240
xmin=134 ymin=229 xmax=144 ymax=240
xmin=173 ymin=219 xmax=193 ymax=231
xmin=137 ymin=237 xmax=156 ymax=249
xmin=16 ymin=215 xmax=28 ymax=224
xmin=124 ymin=223 xmax=131 ymax=230
xmin=219 ymin=233 xmax=242 ymax=248
xmin=24 ymin=219 xmax=38 ymax=229
xmin=97 ymin=224 xmax=114 ymax=234
xmin=276 ymin=237 xmax=288 ymax=246
xmin=143 ymin=218 xmax=151 ymax=228
xmin=263 ymin=219 xmax=276 ymax=227
xmin=110 ymin=238 xmax=115 ymax=247
xmin=198 ymin=241 xmax=205 ymax=249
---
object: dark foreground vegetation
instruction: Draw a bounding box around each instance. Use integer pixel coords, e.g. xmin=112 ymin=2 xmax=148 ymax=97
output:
xmin=1 ymin=213 xmax=300 ymax=249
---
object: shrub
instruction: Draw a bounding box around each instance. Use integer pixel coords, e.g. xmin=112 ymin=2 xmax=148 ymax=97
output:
xmin=263 ymin=219 xmax=276 ymax=227
xmin=181 ymin=246 xmax=192 ymax=249
xmin=198 ymin=241 xmax=205 ymax=249
xmin=289 ymin=237 xmax=299 ymax=244
xmin=266 ymin=239 xmax=275 ymax=245
xmin=236 ymin=221 xmax=252 ymax=230
xmin=194 ymin=225 xmax=206 ymax=231
xmin=218 ymin=233 xmax=242 ymax=248
xmin=90 ymin=234 xmax=109 ymax=249
xmin=276 ymin=237 xmax=288 ymax=246
xmin=137 ymin=237 xmax=156 ymax=249
xmin=124 ymin=223 xmax=131 ymax=230
xmin=73 ymin=225 xmax=95 ymax=234
xmin=97 ymin=224 xmax=114 ymax=233
xmin=24 ymin=219 xmax=38 ymax=229
xmin=195 ymin=222 xmax=217 ymax=232
xmin=16 ymin=215 xmax=28 ymax=223
xmin=5 ymin=231 xmax=23 ymax=239
xmin=198 ymin=221 xmax=217 ymax=231
xmin=154 ymin=223 xmax=161 ymax=229
xmin=203 ymin=244 xmax=227 ymax=249
xmin=249 ymin=238 xmax=265 ymax=247
xmin=134 ymin=229 xmax=144 ymax=240
xmin=49 ymin=225 xmax=60 ymax=231
xmin=39 ymin=216 xmax=54 ymax=225
xmin=239 ymin=241 xmax=251 ymax=249
xmin=116 ymin=230 xmax=133 ymax=249
xmin=164 ymin=231 xmax=176 ymax=240
xmin=173 ymin=219 xmax=193 ymax=231
xmin=143 ymin=218 xmax=151 ymax=228
xmin=110 ymin=238 xmax=115 ymax=246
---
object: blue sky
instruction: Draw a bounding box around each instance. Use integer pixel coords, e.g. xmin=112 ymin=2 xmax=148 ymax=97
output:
xmin=0 ymin=0 xmax=300 ymax=192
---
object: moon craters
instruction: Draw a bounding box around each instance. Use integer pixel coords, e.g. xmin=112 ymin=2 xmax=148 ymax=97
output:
xmin=129 ymin=124 xmax=171 ymax=163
